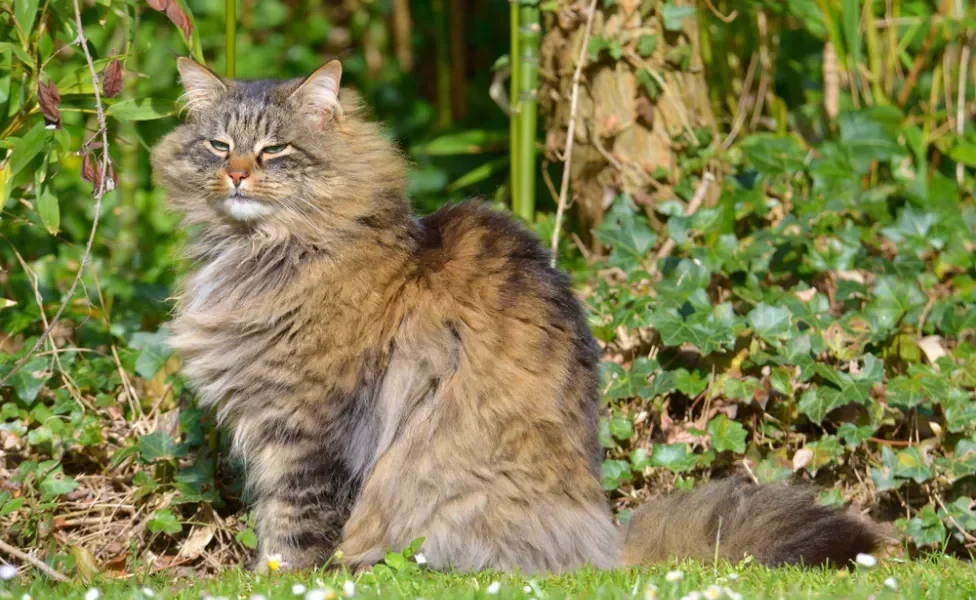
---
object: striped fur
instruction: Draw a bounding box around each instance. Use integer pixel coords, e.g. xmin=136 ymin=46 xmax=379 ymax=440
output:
xmin=151 ymin=58 xmax=878 ymax=574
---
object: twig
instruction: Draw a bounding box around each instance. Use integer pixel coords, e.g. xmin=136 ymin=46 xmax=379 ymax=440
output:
xmin=0 ymin=0 xmax=111 ymax=390
xmin=703 ymin=0 xmax=737 ymax=23
xmin=648 ymin=171 xmax=715 ymax=276
xmin=0 ymin=539 xmax=70 ymax=583
xmin=721 ymin=52 xmax=759 ymax=150
xmin=897 ymin=0 xmax=949 ymax=108
xmin=550 ymin=0 xmax=599 ymax=268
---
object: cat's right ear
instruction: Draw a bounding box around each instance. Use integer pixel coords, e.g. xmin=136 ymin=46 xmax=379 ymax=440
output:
xmin=176 ymin=57 xmax=227 ymax=116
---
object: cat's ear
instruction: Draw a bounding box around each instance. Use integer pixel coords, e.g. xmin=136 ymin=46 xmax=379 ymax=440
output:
xmin=176 ymin=57 xmax=227 ymax=116
xmin=290 ymin=60 xmax=343 ymax=125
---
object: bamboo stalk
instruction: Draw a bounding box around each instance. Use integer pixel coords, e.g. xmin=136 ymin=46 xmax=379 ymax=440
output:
xmin=513 ymin=0 xmax=541 ymax=222
xmin=509 ymin=0 xmax=521 ymax=214
xmin=225 ymin=0 xmax=236 ymax=78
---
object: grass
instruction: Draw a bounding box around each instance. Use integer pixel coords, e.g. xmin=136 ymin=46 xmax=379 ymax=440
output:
xmin=3 ymin=555 xmax=974 ymax=600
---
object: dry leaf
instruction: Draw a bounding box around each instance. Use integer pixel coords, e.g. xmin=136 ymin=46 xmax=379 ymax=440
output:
xmin=918 ymin=335 xmax=948 ymax=366
xmin=146 ymin=0 xmax=194 ymax=39
xmin=102 ymin=59 xmax=123 ymax=98
xmin=81 ymin=151 xmax=95 ymax=183
xmin=792 ymin=448 xmax=813 ymax=471
xmin=178 ymin=524 xmax=215 ymax=560
xmin=37 ymin=79 xmax=61 ymax=129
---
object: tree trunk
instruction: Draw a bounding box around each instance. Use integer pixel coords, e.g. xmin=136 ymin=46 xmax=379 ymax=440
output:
xmin=539 ymin=0 xmax=717 ymax=252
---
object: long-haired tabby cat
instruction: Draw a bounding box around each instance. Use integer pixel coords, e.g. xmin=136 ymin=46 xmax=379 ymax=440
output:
xmin=151 ymin=57 xmax=879 ymax=574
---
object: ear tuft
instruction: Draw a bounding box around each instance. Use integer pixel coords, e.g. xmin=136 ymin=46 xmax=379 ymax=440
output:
xmin=176 ymin=57 xmax=227 ymax=116
xmin=290 ymin=60 xmax=343 ymax=125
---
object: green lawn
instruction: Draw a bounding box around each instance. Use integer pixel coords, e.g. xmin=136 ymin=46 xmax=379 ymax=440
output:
xmin=3 ymin=555 xmax=973 ymax=600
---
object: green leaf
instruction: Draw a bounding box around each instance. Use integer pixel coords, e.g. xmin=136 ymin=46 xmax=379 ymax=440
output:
xmin=647 ymin=309 xmax=731 ymax=355
xmin=636 ymin=34 xmax=658 ymax=57
xmin=105 ymin=98 xmax=178 ymax=121
xmin=128 ymin=328 xmax=174 ymax=379
xmin=37 ymin=464 xmax=78 ymax=499
xmin=36 ymin=183 xmax=59 ymax=235
xmin=747 ymin=303 xmax=792 ymax=344
xmin=601 ymin=459 xmax=632 ymax=490
xmin=447 ymin=156 xmax=508 ymax=192
xmin=841 ymin=0 xmax=861 ymax=70
xmin=609 ymin=415 xmax=634 ymax=441
xmin=948 ymin=140 xmax=976 ymax=167
xmin=740 ymin=134 xmax=806 ymax=176
xmin=0 ymin=42 xmax=33 ymax=67
xmin=894 ymin=446 xmax=932 ymax=484
xmin=148 ymin=508 xmax=183 ymax=535
xmin=411 ymin=130 xmax=508 ymax=156
xmin=138 ymin=431 xmax=186 ymax=463
xmin=837 ymin=106 xmax=904 ymax=174
xmin=591 ymin=195 xmax=656 ymax=268
xmin=650 ymin=443 xmax=699 ymax=472
xmin=870 ymin=445 xmax=903 ymax=492
xmin=661 ymin=3 xmax=696 ymax=31
xmin=236 ymin=528 xmax=258 ymax=549
xmin=14 ymin=0 xmax=40 ymax=36
xmin=2 ymin=355 xmax=50 ymax=403
xmin=898 ymin=505 xmax=946 ymax=547
xmin=8 ymin=122 xmax=52 ymax=179
xmin=707 ymin=415 xmax=747 ymax=453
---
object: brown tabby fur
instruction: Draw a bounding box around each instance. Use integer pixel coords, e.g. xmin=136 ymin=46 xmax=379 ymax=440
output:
xmin=151 ymin=58 xmax=878 ymax=574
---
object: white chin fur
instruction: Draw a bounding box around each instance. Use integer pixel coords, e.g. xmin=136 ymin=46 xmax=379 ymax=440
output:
xmin=223 ymin=197 xmax=274 ymax=222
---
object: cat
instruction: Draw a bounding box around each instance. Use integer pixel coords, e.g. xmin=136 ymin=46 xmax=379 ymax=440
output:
xmin=151 ymin=57 xmax=879 ymax=574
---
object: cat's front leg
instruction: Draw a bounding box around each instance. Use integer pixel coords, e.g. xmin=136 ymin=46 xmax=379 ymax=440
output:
xmin=241 ymin=425 xmax=358 ymax=573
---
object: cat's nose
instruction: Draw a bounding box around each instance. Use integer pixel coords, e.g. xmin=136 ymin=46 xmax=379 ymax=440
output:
xmin=228 ymin=169 xmax=249 ymax=187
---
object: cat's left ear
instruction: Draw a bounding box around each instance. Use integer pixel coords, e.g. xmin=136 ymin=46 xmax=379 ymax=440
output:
xmin=290 ymin=60 xmax=343 ymax=125
xmin=176 ymin=57 xmax=227 ymax=116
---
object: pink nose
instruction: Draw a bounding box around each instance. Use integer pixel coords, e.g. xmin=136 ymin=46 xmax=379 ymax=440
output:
xmin=228 ymin=169 xmax=249 ymax=186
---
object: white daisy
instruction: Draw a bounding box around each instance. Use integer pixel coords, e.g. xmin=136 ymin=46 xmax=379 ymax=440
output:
xmin=84 ymin=589 xmax=101 ymax=600
xmin=486 ymin=582 xmax=501 ymax=595
xmin=292 ymin=584 xmax=307 ymax=596
xmin=343 ymin=580 xmax=356 ymax=597
xmin=666 ymin=570 xmax=685 ymax=583
xmin=855 ymin=553 xmax=877 ymax=568
xmin=884 ymin=577 xmax=898 ymax=590
xmin=0 ymin=564 xmax=17 ymax=581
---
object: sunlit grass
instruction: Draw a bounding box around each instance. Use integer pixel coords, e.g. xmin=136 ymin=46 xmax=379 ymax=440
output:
xmin=3 ymin=554 xmax=973 ymax=600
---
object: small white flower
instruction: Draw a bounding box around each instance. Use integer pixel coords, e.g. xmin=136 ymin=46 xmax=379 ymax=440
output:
xmin=21 ymin=595 xmax=32 ymax=600
xmin=342 ymin=580 xmax=356 ymax=598
xmin=666 ymin=570 xmax=685 ymax=583
xmin=486 ymin=582 xmax=501 ymax=595
xmin=249 ymin=595 xmax=268 ymax=600
xmin=855 ymin=553 xmax=877 ymax=568
xmin=141 ymin=589 xmax=156 ymax=598
xmin=523 ymin=585 xmax=532 ymax=593
xmin=644 ymin=583 xmax=659 ymax=600
xmin=414 ymin=553 xmax=427 ymax=566
xmin=679 ymin=592 xmax=701 ymax=600
xmin=727 ymin=573 xmax=739 ymax=581
xmin=724 ymin=588 xmax=743 ymax=600
xmin=884 ymin=577 xmax=898 ymax=590
xmin=292 ymin=584 xmax=307 ymax=596
xmin=85 ymin=589 xmax=101 ymax=600
xmin=265 ymin=553 xmax=286 ymax=572
xmin=703 ymin=585 xmax=723 ymax=600
xmin=0 ymin=564 xmax=17 ymax=580
xmin=305 ymin=590 xmax=331 ymax=600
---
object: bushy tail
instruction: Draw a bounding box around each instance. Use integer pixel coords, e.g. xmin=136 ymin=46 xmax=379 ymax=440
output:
xmin=619 ymin=476 xmax=878 ymax=568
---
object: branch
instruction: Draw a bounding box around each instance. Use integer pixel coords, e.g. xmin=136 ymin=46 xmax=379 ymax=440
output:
xmin=0 ymin=0 xmax=111 ymax=389
xmin=0 ymin=539 xmax=70 ymax=583
xmin=648 ymin=171 xmax=715 ymax=277
xmin=550 ymin=0 xmax=599 ymax=268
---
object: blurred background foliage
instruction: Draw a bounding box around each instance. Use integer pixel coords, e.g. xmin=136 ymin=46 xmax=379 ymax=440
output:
xmin=1 ymin=0 xmax=975 ymax=581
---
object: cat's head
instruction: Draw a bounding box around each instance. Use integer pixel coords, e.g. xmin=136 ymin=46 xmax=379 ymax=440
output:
xmin=151 ymin=58 xmax=406 ymax=242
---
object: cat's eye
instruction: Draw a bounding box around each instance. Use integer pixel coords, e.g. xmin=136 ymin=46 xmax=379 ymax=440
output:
xmin=209 ymin=140 xmax=231 ymax=152
xmin=261 ymin=144 xmax=289 ymax=155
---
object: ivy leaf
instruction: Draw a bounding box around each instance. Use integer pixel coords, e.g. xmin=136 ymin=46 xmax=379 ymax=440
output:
xmin=647 ymin=309 xmax=730 ymax=355
xmin=601 ymin=459 xmax=632 ymax=490
xmin=707 ymin=415 xmax=747 ymax=453
xmin=897 ymin=505 xmax=946 ymax=547
xmin=37 ymin=463 xmax=78 ymax=499
xmin=1 ymin=355 xmax=50 ymax=403
xmin=138 ymin=431 xmax=186 ymax=463
xmin=837 ymin=105 xmax=904 ymax=174
xmin=894 ymin=446 xmax=932 ymax=483
xmin=740 ymin=134 xmax=806 ymax=176
xmin=747 ymin=303 xmax=792 ymax=344
xmin=650 ymin=443 xmax=699 ymax=472
xmin=148 ymin=508 xmax=183 ymax=535
xmin=661 ymin=3 xmax=696 ymax=31
xmin=609 ymin=415 xmax=634 ymax=441
xmin=128 ymin=327 xmax=174 ymax=379
xmin=636 ymin=34 xmax=658 ymax=57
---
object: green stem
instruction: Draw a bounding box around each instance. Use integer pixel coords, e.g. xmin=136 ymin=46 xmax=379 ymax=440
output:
xmin=514 ymin=0 xmax=540 ymax=222
xmin=509 ymin=0 xmax=521 ymax=214
xmin=225 ymin=0 xmax=236 ymax=78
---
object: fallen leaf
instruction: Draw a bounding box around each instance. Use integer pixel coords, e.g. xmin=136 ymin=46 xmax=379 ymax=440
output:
xmin=177 ymin=524 xmax=215 ymax=560
xmin=792 ymin=448 xmax=814 ymax=471
xmin=918 ymin=335 xmax=948 ymax=366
